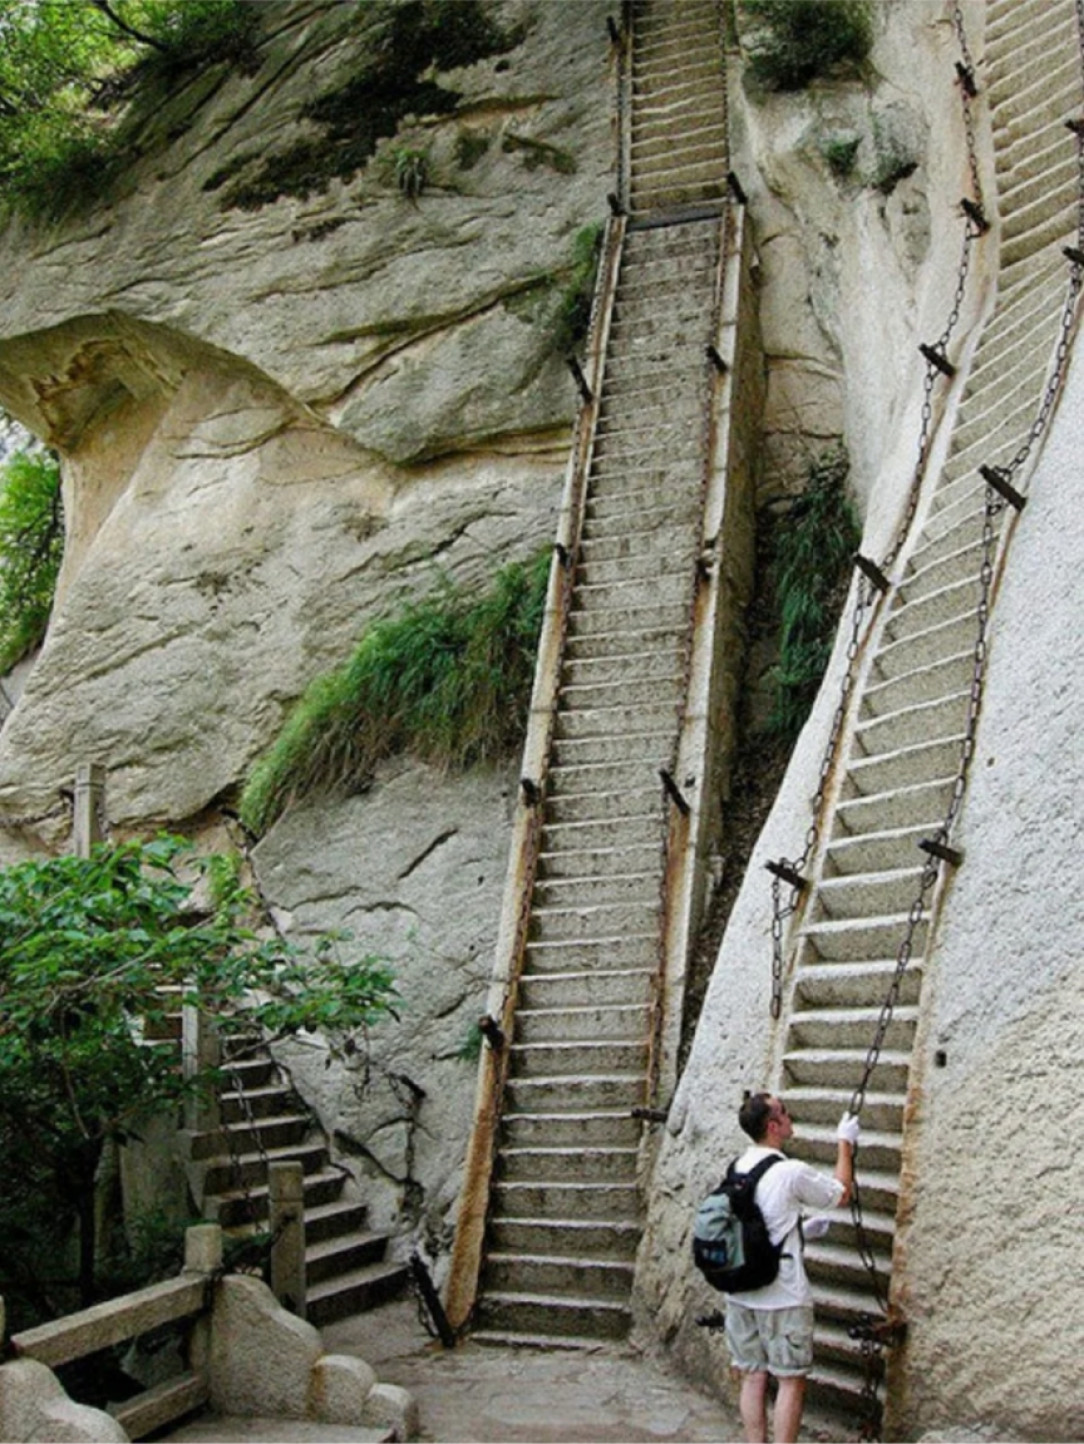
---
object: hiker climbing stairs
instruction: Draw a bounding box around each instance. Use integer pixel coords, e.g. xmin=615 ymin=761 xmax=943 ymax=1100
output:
xmin=185 ymin=1034 xmax=407 ymax=1326
xmin=464 ymin=0 xmax=733 ymax=1346
xmin=776 ymin=0 xmax=1084 ymax=1417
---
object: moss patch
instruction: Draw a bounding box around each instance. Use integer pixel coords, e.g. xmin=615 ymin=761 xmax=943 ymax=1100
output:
xmin=501 ymin=131 xmax=576 ymax=175
xmin=214 ymin=0 xmax=525 ymax=211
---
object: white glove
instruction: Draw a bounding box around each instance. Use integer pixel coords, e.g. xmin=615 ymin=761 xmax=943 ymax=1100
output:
xmin=803 ymin=1215 xmax=831 ymax=1239
xmin=836 ymin=1112 xmax=860 ymax=1145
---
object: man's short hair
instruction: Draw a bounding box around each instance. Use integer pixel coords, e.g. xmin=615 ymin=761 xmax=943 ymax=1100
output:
xmin=739 ymin=1091 xmax=774 ymax=1142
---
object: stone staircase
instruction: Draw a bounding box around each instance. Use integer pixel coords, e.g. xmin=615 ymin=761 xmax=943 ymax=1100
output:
xmin=628 ymin=0 xmax=728 ymax=216
xmin=468 ymin=0 xmax=732 ymax=1347
xmin=184 ymin=1035 xmax=408 ymax=1328
xmin=776 ymin=0 xmax=1084 ymax=1418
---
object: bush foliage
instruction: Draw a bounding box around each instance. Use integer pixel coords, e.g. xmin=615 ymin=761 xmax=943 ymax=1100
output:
xmin=765 ymin=446 xmax=860 ymax=741
xmin=241 ymin=551 xmax=552 ymax=836
xmin=0 ymin=0 xmax=259 ymax=221
xmin=0 ymin=834 xmax=397 ymax=1324
xmin=0 ymin=448 xmax=64 ymax=674
xmin=741 ymin=0 xmax=873 ymax=91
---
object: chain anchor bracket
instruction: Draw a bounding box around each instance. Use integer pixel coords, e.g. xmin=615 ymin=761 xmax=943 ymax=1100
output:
xmin=960 ymin=197 xmax=989 ymax=233
xmin=849 ymin=1315 xmax=909 ymax=1348
xmin=854 ymin=553 xmax=892 ymax=594
xmin=979 ymin=464 xmax=1027 ymax=512
xmin=765 ymin=858 xmax=806 ymax=891
xmin=919 ymin=837 xmax=964 ymax=867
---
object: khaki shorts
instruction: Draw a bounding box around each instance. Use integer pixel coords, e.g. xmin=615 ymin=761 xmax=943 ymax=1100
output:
xmin=724 ymin=1301 xmax=815 ymax=1378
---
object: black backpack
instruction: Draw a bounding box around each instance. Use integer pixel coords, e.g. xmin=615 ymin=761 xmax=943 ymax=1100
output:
xmin=692 ymin=1154 xmax=784 ymax=1293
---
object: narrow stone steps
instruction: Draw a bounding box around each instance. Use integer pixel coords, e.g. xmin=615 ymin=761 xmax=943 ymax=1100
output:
xmin=508 ymin=1038 xmax=650 ymax=1076
xmin=489 ymin=1216 xmax=642 ymax=1258
xmin=306 ymin=1259 xmax=408 ymax=1328
xmin=543 ymin=783 xmax=662 ymax=827
xmin=793 ymin=959 xmax=923 ymax=1013
xmin=503 ymin=1073 xmax=647 ymax=1114
xmin=798 ymin=913 xmax=927 ymax=964
xmin=852 ymin=688 xmax=970 ymax=756
xmin=814 ymin=866 xmax=926 ymax=922
xmin=842 ymin=732 xmax=964 ymax=797
xmin=498 ymin=1145 xmax=641 ymax=1184
xmin=558 ymin=672 xmax=686 ymax=713
xmin=305 ymin=1229 xmax=389 ymax=1285
xmin=475 ymin=1291 xmax=631 ymax=1340
xmin=200 ymin=1140 xmax=328 ymax=1196
xmin=536 ymin=841 xmax=661 ymax=880
xmin=483 ymin=1252 xmax=635 ymax=1301
xmin=631 ymin=117 xmax=728 ymax=163
xmin=521 ymin=938 xmax=657 ymax=980
xmin=834 ymin=765 xmax=955 ymax=829
xmin=501 ymin=1109 xmax=643 ymax=1148
xmin=825 ymin=822 xmax=939 ymax=875
xmin=537 ymin=806 xmax=662 ymax=849
xmin=893 ymin=532 xmax=985 ymax=607
xmin=783 ymin=1044 xmax=912 ymax=1099
xmin=187 ymin=1112 xmax=310 ymax=1160
xmin=533 ymin=869 xmax=661 ymax=910
xmin=869 ymin=607 xmax=977 ymax=681
xmin=859 ymin=648 xmax=974 ymax=719
xmin=782 ymin=1085 xmax=906 ymax=1134
xmin=788 ymin=1005 xmax=918 ymax=1057
xmin=514 ymin=1000 xmax=650 ymax=1044
xmin=881 ymin=575 xmax=980 ymax=645
xmin=562 ymin=642 xmax=684 ymax=683
xmin=553 ymin=697 xmax=683 ymax=741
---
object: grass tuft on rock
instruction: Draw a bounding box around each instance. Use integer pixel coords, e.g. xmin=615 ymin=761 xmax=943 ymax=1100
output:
xmin=241 ymin=550 xmax=551 ymax=835
xmin=740 ymin=0 xmax=873 ymax=92
xmin=0 ymin=448 xmax=64 ymax=674
xmin=765 ymin=445 xmax=860 ymax=741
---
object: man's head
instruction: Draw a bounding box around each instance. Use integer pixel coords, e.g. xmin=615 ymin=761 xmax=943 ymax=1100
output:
xmin=739 ymin=1091 xmax=793 ymax=1147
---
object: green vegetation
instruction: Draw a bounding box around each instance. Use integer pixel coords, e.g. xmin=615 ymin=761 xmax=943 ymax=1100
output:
xmin=822 ymin=133 xmax=861 ymax=178
xmin=550 ymin=221 xmax=604 ymax=358
xmin=212 ymin=0 xmax=524 ymax=211
xmin=0 ymin=448 xmax=64 ymax=674
xmin=241 ymin=551 xmax=551 ymax=836
xmin=0 ymin=0 xmax=259 ymax=222
xmin=0 ymin=834 xmax=397 ymax=1326
xmin=764 ymin=446 xmax=859 ymax=741
xmin=740 ymin=0 xmax=873 ymax=91
xmin=392 ymin=145 xmax=430 ymax=199
xmin=501 ymin=131 xmax=576 ymax=176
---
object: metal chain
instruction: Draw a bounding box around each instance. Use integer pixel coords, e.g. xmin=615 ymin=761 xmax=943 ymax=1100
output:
xmin=767 ymin=7 xmax=985 ymax=1020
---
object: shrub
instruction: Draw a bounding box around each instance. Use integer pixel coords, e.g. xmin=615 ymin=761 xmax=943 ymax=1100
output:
xmin=764 ymin=446 xmax=860 ymax=741
xmin=0 ymin=448 xmax=64 ymax=675
xmin=741 ymin=0 xmax=873 ymax=91
xmin=240 ymin=551 xmax=551 ymax=835
xmin=550 ymin=222 xmax=604 ymax=358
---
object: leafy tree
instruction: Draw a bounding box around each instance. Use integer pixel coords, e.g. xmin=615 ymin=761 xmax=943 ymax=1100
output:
xmin=0 ymin=835 xmax=397 ymax=1321
xmin=0 ymin=0 xmax=259 ymax=220
xmin=0 ymin=446 xmax=64 ymax=674
xmin=740 ymin=0 xmax=873 ymax=91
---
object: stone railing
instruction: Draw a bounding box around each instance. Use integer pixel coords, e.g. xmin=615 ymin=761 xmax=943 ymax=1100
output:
xmin=0 ymin=1224 xmax=416 ymax=1443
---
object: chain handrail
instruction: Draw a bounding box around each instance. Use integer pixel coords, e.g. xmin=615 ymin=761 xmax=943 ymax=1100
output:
xmin=768 ymin=10 xmax=986 ymax=1019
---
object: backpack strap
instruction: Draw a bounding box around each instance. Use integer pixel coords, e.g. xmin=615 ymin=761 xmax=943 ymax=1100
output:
xmin=744 ymin=1153 xmax=784 ymax=1189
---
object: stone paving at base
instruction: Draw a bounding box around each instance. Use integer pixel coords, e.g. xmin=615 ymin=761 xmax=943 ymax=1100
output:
xmin=323 ymin=1299 xmax=743 ymax=1444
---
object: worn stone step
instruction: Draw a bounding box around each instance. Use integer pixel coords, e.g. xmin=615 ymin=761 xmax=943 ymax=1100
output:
xmin=493 ymin=1177 xmax=640 ymax=1223
xmin=583 ymin=489 xmax=699 ymax=533
xmin=833 ymin=777 xmax=954 ymax=840
xmin=546 ymin=754 xmax=669 ymax=797
xmin=860 ymin=648 xmax=974 ymax=721
xmin=814 ymin=865 xmax=927 ymax=921
xmin=304 ymin=1198 xmax=370 ymax=1245
xmin=523 ymin=937 xmax=657 ymax=981
xmin=781 ymin=1085 xmax=905 ymax=1135
xmin=483 ymin=1252 xmax=634 ymax=1302
xmin=869 ymin=608 xmax=977 ymax=683
xmin=894 ymin=531 xmax=985 ymax=608
xmin=558 ymin=664 xmax=686 ymax=708
xmin=187 ymin=1113 xmax=310 ymax=1161
xmin=503 ymin=1072 xmax=647 ymax=1114
xmin=631 ymin=117 xmax=727 ymax=163
xmin=798 ymin=912 xmax=927 ymax=964
xmin=630 ymin=180 xmax=726 ymax=214
xmin=881 ymin=573 xmax=980 ymax=645
xmin=533 ymin=871 xmax=660 ymax=914
xmin=475 ymin=1290 xmax=631 ymax=1340
xmin=199 ymin=1140 xmax=328 ymax=1196
xmin=218 ymin=1054 xmax=277 ymax=1090
xmin=783 ymin=1046 xmax=912 ymax=1100
xmin=306 ymin=1259 xmax=408 ymax=1327
xmin=792 ymin=960 xmax=923 ymax=1013
xmin=544 ymin=784 xmax=661 ymax=827
xmin=536 ymin=840 xmax=661 ymax=881
xmin=220 ymin=1083 xmax=297 ymax=1124
xmin=508 ymin=1038 xmax=649 ymax=1077
xmin=853 ymin=688 xmax=970 ymax=756
xmin=514 ymin=999 xmax=649 ymax=1045
xmin=554 ymin=698 xmax=683 ymax=743
xmin=805 ymin=1239 xmax=892 ymax=1296
xmin=305 ymin=1230 xmax=389 ymax=1285
xmin=986 ymin=13 xmax=1077 ymax=100
xmin=517 ymin=966 xmax=655 ymax=1011
xmin=562 ymin=642 xmax=685 ymax=686
xmin=788 ymin=1005 xmax=918 ymax=1055
xmin=537 ymin=808 xmax=663 ymax=852
xmin=488 ymin=1216 xmax=641 ymax=1259
xmin=502 ymin=1108 xmax=642 ymax=1149
xmin=632 ymin=152 xmax=727 ymax=192
xmin=209 ymin=1167 xmax=346 ymax=1229
xmin=842 ymin=733 xmax=963 ymax=799
xmin=824 ymin=822 xmax=936 ymax=875
xmin=566 ymin=597 xmax=688 ymax=639
xmin=530 ymin=893 xmax=661 ymax=942
xmin=792 ymin=1123 xmax=904 ymax=1176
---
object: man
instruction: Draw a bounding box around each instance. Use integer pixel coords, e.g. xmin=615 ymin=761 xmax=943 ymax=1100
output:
xmin=724 ymin=1092 xmax=859 ymax=1444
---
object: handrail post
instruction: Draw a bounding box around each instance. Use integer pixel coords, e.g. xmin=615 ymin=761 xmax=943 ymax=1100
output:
xmin=183 ymin=1223 xmax=223 ymax=1276
xmin=72 ymin=762 xmax=105 ymax=858
xmin=268 ymin=1162 xmax=306 ymax=1318
xmin=182 ymin=996 xmax=220 ymax=1133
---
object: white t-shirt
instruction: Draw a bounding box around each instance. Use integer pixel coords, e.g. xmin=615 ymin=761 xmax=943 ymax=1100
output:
xmin=724 ymin=1146 xmax=844 ymax=1310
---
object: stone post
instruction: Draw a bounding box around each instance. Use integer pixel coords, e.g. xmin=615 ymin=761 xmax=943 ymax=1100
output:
xmin=182 ymin=997 xmax=221 ymax=1134
xmin=268 ymin=1162 xmax=306 ymax=1318
xmin=184 ymin=1223 xmax=224 ymax=1277
xmin=72 ymin=762 xmax=105 ymax=859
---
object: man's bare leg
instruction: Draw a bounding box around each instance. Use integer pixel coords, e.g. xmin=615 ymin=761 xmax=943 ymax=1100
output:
xmin=739 ymin=1370 xmax=769 ymax=1443
xmin=772 ymin=1375 xmax=806 ymax=1443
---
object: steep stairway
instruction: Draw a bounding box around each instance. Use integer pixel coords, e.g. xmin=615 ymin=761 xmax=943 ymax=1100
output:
xmin=185 ymin=1035 xmax=408 ymax=1327
xmin=776 ymin=0 xmax=1084 ymax=1419
xmin=466 ymin=0 xmax=733 ymax=1346
xmin=473 ymin=215 xmax=723 ymax=1346
xmin=628 ymin=0 xmax=728 ymax=216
